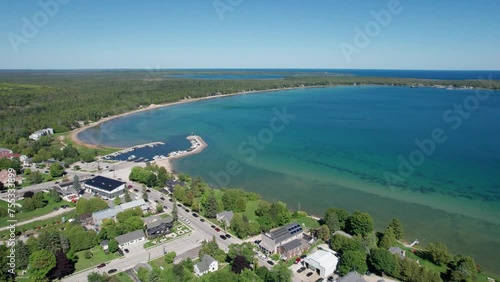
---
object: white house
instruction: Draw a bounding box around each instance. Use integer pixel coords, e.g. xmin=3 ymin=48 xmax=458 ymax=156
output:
xmin=29 ymin=128 xmax=54 ymax=141
xmin=303 ymin=250 xmax=339 ymax=278
xmin=84 ymin=176 xmax=125 ymax=198
xmin=194 ymin=255 xmax=218 ymax=276
xmin=115 ymin=230 xmax=146 ymax=249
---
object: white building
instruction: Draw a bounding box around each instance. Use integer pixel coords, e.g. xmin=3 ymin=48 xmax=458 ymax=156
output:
xmin=194 ymin=255 xmax=218 ymax=276
xmin=29 ymin=128 xmax=54 ymax=141
xmin=115 ymin=230 xmax=146 ymax=249
xmin=303 ymin=250 xmax=339 ymax=278
xmin=118 ymin=199 xmax=148 ymax=212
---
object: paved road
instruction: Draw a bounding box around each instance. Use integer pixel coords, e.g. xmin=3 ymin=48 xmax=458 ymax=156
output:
xmin=63 ymin=186 xmax=243 ymax=281
xmin=0 ymin=207 xmax=75 ymax=232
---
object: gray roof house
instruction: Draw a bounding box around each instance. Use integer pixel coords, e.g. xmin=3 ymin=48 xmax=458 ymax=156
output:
xmin=115 ymin=230 xmax=146 ymax=249
xmin=259 ymin=222 xmax=303 ymax=254
xmin=145 ymin=216 xmax=174 ymax=238
xmin=216 ymin=211 xmax=234 ymax=226
xmin=194 ymin=255 xmax=218 ymax=276
xmin=388 ymin=246 xmax=406 ymax=259
xmin=100 ymin=240 xmax=109 ymax=251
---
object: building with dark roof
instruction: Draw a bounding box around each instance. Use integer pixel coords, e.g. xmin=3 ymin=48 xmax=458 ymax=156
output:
xmin=145 ymin=216 xmax=174 ymax=238
xmin=277 ymin=238 xmax=305 ymax=260
xmin=216 ymin=211 xmax=234 ymax=227
xmin=259 ymin=222 xmax=303 ymax=254
xmin=388 ymin=246 xmax=406 ymax=259
xmin=84 ymin=176 xmax=125 ymax=198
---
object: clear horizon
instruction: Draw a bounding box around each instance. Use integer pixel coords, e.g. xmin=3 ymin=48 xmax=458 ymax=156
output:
xmin=1 ymin=0 xmax=500 ymax=70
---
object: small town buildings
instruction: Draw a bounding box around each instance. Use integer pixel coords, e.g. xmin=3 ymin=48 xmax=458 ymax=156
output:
xmin=388 ymin=246 xmax=406 ymax=259
xmin=29 ymin=128 xmax=54 ymax=141
xmin=92 ymin=208 xmax=119 ymax=225
xmin=0 ymin=148 xmax=13 ymax=159
xmin=145 ymin=216 xmax=174 ymax=238
xmin=119 ymin=199 xmax=148 ymax=212
xmin=100 ymin=240 xmax=109 ymax=252
xmin=216 ymin=210 xmax=234 ymax=227
xmin=84 ymin=176 xmax=125 ymax=198
xmin=337 ymin=272 xmax=367 ymax=282
xmin=194 ymin=255 xmax=218 ymax=276
xmin=303 ymin=249 xmax=339 ymax=278
xmin=259 ymin=222 xmax=303 ymax=254
xmin=0 ymin=169 xmax=23 ymax=186
xmin=115 ymin=230 xmax=146 ymax=249
xmin=277 ymin=238 xmax=306 ymax=260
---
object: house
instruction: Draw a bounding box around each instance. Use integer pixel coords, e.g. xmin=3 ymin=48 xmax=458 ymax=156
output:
xmin=216 ymin=211 xmax=234 ymax=227
xmin=143 ymin=215 xmax=161 ymax=225
xmin=194 ymin=255 xmax=218 ymax=276
xmin=259 ymin=222 xmax=303 ymax=254
xmin=100 ymin=240 xmax=109 ymax=252
xmin=84 ymin=176 xmax=126 ymax=198
xmin=0 ymin=170 xmax=23 ymax=186
xmin=22 ymin=157 xmax=33 ymax=167
xmin=92 ymin=208 xmax=119 ymax=225
xmin=115 ymin=230 xmax=146 ymax=249
xmin=145 ymin=216 xmax=174 ymax=238
xmin=337 ymin=272 xmax=367 ymax=282
xmin=388 ymin=246 xmax=406 ymax=259
xmin=303 ymin=249 xmax=339 ymax=278
xmin=0 ymin=149 xmax=13 ymax=159
xmin=29 ymin=128 xmax=54 ymax=141
xmin=118 ymin=199 xmax=148 ymax=212
xmin=165 ymin=179 xmax=186 ymax=194
xmin=277 ymin=238 xmax=305 ymax=260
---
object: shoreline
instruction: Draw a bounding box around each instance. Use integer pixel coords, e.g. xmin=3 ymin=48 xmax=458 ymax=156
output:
xmin=69 ymin=85 xmax=326 ymax=149
xmin=153 ymin=135 xmax=208 ymax=173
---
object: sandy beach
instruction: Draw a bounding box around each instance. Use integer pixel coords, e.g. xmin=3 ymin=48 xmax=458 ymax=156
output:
xmin=69 ymin=85 xmax=324 ymax=149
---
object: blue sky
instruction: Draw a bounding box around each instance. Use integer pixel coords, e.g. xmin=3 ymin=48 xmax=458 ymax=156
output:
xmin=1 ymin=0 xmax=499 ymax=70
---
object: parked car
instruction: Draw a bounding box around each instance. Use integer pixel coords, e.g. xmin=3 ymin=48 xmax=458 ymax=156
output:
xmin=327 ymin=276 xmax=335 ymax=282
xmin=306 ymin=272 xmax=313 ymax=277
xmin=297 ymin=267 xmax=306 ymax=273
xmin=177 ymin=203 xmax=182 ymax=207
xmin=300 ymin=254 xmax=307 ymax=259
xmin=220 ymin=235 xmax=227 ymax=240
xmin=184 ymin=208 xmax=190 ymax=212
xmin=127 ymin=185 xmax=133 ymax=188
xmin=160 ymin=197 xmax=165 ymax=200
xmin=215 ymin=227 xmax=221 ymax=232
xmin=124 ymin=249 xmax=129 ymax=253
xmin=163 ymin=205 xmax=168 ymax=209
xmin=267 ymin=260 xmax=274 ymax=266
xmin=192 ymin=213 xmax=198 ymax=217
xmin=294 ymin=257 xmax=301 ymax=264
xmin=210 ymin=225 xmax=216 ymax=229
xmin=225 ymin=234 xmax=231 ymax=239
xmin=108 ymin=269 xmax=117 ymax=274
xmin=315 ymin=278 xmax=324 ymax=282
xmin=200 ymin=218 xmax=205 ymax=222
xmin=133 ymin=189 xmax=139 ymax=192
xmin=54 ymin=181 xmax=59 ymax=184
xmin=168 ymin=198 xmax=173 ymax=202
xmin=146 ymin=189 xmax=151 ymax=192
xmin=97 ymin=263 xmax=106 ymax=269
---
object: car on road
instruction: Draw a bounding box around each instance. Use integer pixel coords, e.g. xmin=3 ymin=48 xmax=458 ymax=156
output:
xmin=306 ymin=272 xmax=313 ymax=277
xmin=54 ymin=181 xmax=59 ymax=184
xmin=315 ymin=278 xmax=324 ymax=282
xmin=160 ymin=197 xmax=165 ymax=200
xmin=327 ymin=276 xmax=335 ymax=282
xmin=133 ymin=189 xmax=139 ymax=192
xmin=127 ymin=185 xmax=133 ymax=188
xmin=146 ymin=189 xmax=151 ymax=192
xmin=97 ymin=263 xmax=106 ymax=269
xmin=215 ymin=227 xmax=221 ymax=232
xmin=177 ymin=203 xmax=182 ymax=207
xmin=254 ymin=240 xmax=261 ymax=244
xmin=91 ymin=174 xmax=95 ymax=176
xmin=124 ymin=249 xmax=129 ymax=253
xmin=267 ymin=260 xmax=274 ymax=266
xmin=297 ymin=267 xmax=306 ymax=273
xmin=168 ymin=198 xmax=173 ymax=202
xmin=219 ymin=235 xmax=226 ymax=240
xmin=109 ymin=169 xmax=114 ymax=172
xmin=163 ymin=205 xmax=168 ymax=209
xmin=154 ymin=199 xmax=159 ymax=203
xmin=192 ymin=213 xmax=198 ymax=217
xmin=210 ymin=225 xmax=216 ymax=229
xmin=184 ymin=208 xmax=190 ymax=212
xmin=300 ymin=254 xmax=307 ymax=259
xmin=200 ymin=218 xmax=205 ymax=222
xmin=44 ymin=170 xmax=49 ymax=173
xmin=225 ymin=234 xmax=231 ymax=239
xmin=108 ymin=269 xmax=117 ymax=274
xmin=53 ymin=207 xmax=59 ymax=211
xmin=294 ymin=257 xmax=301 ymax=264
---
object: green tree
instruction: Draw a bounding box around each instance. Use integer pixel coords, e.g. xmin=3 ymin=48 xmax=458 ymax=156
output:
xmin=337 ymin=250 xmax=368 ymax=276
xmin=316 ymin=225 xmax=331 ymax=242
xmin=172 ymin=198 xmax=178 ymax=221
xmin=324 ymin=208 xmax=341 ymax=232
xmin=28 ymin=170 xmax=44 ymax=184
xmin=87 ymin=272 xmax=108 ymax=282
xmin=204 ymin=191 xmax=219 ymax=218
xmin=29 ymin=250 xmax=57 ymax=281
xmin=228 ymin=242 xmax=255 ymax=263
xmin=368 ymin=248 xmax=398 ymax=276
xmin=124 ymin=188 xmax=132 ymax=202
xmin=73 ymin=175 xmax=81 ymax=191
xmin=49 ymin=162 xmax=65 ymax=178
xmin=239 ymin=268 xmax=264 ymax=282
xmin=17 ymin=240 xmax=31 ymax=270
xmin=426 ymin=242 xmax=451 ymax=266
xmin=108 ymin=239 xmax=119 ymax=253
xmin=49 ymin=189 xmax=61 ymax=202
xmin=388 ymin=218 xmax=404 ymax=240
xmin=164 ymin=251 xmax=176 ymax=263
xmin=122 ymin=216 xmax=144 ymax=232
xmin=270 ymin=262 xmax=293 ymax=282
xmin=446 ymin=255 xmax=478 ymax=282
xmin=346 ymin=211 xmax=374 ymax=237
xmin=379 ymin=226 xmax=397 ymax=249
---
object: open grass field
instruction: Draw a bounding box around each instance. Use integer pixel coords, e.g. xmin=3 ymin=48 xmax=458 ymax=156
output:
xmin=74 ymin=246 xmax=121 ymax=272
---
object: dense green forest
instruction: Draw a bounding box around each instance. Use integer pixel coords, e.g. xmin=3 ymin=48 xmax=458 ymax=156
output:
xmin=1 ymin=70 xmax=499 ymax=148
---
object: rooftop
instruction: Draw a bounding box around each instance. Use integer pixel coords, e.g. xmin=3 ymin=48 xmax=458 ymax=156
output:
xmin=268 ymin=222 xmax=303 ymax=242
xmin=116 ymin=230 xmax=145 ymax=245
xmin=119 ymin=199 xmax=146 ymax=211
xmin=281 ymin=239 xmax=303 ymax=252
xmin=305 ymin=249 xmax=339 ymax=268
xmin=84 ymin=176 xmax=125 ymax=192
xmin=146 ymin=216 xmax=174 ymax=229
xmin=92 ymin=208 xmax=118 ymax=221
xmin=195 ymin=255 xmax=216 ymax=273
xmin=217 ymin=210 xmax=234 ymax=221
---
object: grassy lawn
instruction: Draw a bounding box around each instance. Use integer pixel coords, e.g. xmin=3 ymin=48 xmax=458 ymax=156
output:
xmin=0 ymin=194 xmax=75 ymax=228
xmin=244 ymin=200 xmax=260 ymax=221
xmin=294 ymin=216 xmax=320 ymax=230
xmin=114 ymin=272 xmax=134 ymax=282
xmin=74 ymin=247 xmax=120 ymax=272
xmin=149 ymin=255 xmax=175 ymax=270
xmin=63 ymin=133 xmax=120 ymax=156
xmin=0 ymin=210 xmax=77 ymax=239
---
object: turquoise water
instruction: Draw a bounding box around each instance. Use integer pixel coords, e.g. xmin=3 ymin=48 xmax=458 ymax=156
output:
xmin=79 ymin=86 xmax=500 ymax=273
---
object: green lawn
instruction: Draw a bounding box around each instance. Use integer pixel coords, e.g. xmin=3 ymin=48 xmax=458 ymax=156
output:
xmin=0 ymin=194 xmax=75 ymax=228
xmin=294 ymin=216 xmax=320 ymax=230
xmin=0 ymin=210 xmax=77 ymax=239
xmin=244 ymin=200 xmax=260 ymax=221
xmin=64 ymin=133 xmax=120 ymax=156
xmin=149 ymin=255 xmax=175 ymax=270
xmin=74 ymin=247 xmax=120 ymax=272
xmin=114 ymin=272 xmax=134 ymax=282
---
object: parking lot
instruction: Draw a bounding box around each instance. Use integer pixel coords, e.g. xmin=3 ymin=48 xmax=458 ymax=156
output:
xmin=290 ymin=260 xmax=338 ymax=282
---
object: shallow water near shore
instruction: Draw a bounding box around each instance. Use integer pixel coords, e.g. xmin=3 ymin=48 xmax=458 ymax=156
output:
xmin=79 ymin=86 xmax=500 ymax=273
